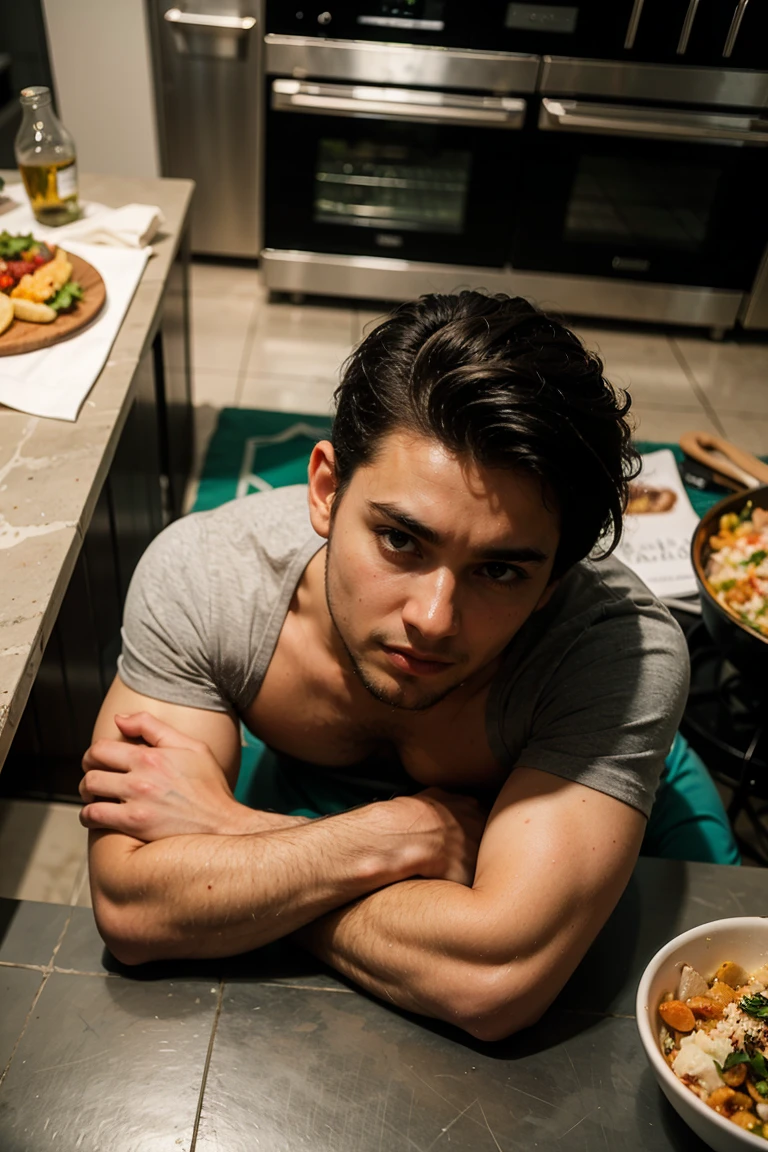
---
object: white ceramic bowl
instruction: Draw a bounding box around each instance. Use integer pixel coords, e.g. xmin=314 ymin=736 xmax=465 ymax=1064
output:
xmin=637 ymin=918 xmax=768 ymax=1152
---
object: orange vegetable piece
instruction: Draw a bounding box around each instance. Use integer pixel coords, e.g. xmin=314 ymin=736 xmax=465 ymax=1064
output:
xmin=659 ymin=1000 xmax=695 ymax=1033
xmin=688 ymin=996 xmax=724 ymax=1020
xmin=708 ymin=981 xmax=738 ymax=1006
xmin=708 ymin=1086 xmax=736 ymax=1113
xmin=731 ymin=1111 xmax=760 ymax=1131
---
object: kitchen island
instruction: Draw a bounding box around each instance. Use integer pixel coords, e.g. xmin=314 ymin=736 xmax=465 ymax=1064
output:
xmin=0 ymin=173 xmax=194 ymax=788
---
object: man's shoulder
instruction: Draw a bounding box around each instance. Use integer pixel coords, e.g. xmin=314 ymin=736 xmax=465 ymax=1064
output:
xmin=553 ymin=551 xmax=681 ymax=633
xmin=189 ymin=484 xmax=314 ymax=538
xmin=502 ymin=551 xmax=687 ymax=679
xmin=153 ymin=484 xmax=320 ymax=565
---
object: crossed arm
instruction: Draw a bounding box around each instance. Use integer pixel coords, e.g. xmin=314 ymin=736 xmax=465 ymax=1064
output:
xmin=84 ymin=676 xmax=645 ymax=1041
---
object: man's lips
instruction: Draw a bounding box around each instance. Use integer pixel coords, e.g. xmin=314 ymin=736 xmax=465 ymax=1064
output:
xmin=382 ymin=645 xmax=455 ymax=677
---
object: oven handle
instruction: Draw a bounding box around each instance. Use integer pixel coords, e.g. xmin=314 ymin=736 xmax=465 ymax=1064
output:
xmin=163 ymin=8 xmax=256 ymax=33
xmin=271 ymin=80 xmax=527 ymax=129
xmin=540 ymin=98 xmax=768 ymax=145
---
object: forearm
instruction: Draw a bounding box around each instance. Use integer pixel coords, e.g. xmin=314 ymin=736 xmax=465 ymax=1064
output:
xmin=90 ymin=803 xmax=424 ymax=965
xmin=298 ymin=880 xmax=534 ymax=1038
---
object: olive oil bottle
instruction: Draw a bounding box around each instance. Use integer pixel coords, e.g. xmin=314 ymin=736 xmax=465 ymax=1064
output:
xmin=15 ymin=87 xmax=80 ymax=227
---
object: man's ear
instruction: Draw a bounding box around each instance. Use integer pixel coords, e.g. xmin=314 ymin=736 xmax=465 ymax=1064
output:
xmin=307 ymin=440 xmax=337 ymax=539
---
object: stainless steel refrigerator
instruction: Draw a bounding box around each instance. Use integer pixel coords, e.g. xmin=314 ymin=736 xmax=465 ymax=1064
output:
xmin=148 ymin=1 xmax=263 ymax=257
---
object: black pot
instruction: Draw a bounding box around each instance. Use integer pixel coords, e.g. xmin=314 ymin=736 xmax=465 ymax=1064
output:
xmin=691 ymin=485 xmax=768 ymax=681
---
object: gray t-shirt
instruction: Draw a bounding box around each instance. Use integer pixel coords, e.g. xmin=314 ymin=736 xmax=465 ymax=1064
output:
xmin=118 ymin=485 xmax=689 ymax=817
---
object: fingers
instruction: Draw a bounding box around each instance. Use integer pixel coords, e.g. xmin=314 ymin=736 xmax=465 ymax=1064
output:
xmin=113 ymin=712 xmax=203 ymax=752
xmin=82 ymin=740 xmax=138 ymax=774
xmin=79 ymin=769 xmax=129 ymax=804
xmin=79 ymin=801 xmax=147 ymax=838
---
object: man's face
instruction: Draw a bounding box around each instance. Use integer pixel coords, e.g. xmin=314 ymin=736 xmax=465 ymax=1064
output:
xmin=321 ymin=430 xmax=561 ymax=711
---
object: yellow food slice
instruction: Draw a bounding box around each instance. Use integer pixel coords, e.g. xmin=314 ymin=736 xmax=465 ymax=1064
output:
xmin=714 ymin=961 xmax=749 ymax=989
xmin=10 ymin=249 xmax=72 ymax=304
xmin=0 ymin=292 xmax=13 ymax=336
xmin=12 ymin=298 xmax=56 ymax=323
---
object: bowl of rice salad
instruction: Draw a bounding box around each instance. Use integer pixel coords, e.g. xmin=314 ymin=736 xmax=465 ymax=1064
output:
xmin=637 ymin=919 xmax=768 ymax=1152
xmin=692 ymin=486 xmax=768 ymax=679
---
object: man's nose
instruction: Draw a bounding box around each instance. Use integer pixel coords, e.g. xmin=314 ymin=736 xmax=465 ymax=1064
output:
xmin=401 ymin=568 xmax=460 ymax=640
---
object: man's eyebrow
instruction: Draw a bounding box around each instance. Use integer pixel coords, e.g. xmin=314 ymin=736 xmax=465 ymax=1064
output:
xmin=367 ymin=501 xmax=549 ymax=563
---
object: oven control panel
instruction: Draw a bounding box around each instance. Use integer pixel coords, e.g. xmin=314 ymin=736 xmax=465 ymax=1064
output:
xmin=265 ymin=0 xmax=768 ymax=70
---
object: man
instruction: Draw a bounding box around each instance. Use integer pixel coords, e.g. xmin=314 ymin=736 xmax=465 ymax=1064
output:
xmin=80 ymin=291 xmax=689 ymax=1042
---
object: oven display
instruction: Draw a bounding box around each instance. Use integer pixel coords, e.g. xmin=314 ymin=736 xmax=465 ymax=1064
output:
xmin=357 ymin=1 xmax=446 ymax=33
xmin=505 ymin=3 xmax=578 ymax=34
xmin=313 ymin=138 xmax=471 ymax=235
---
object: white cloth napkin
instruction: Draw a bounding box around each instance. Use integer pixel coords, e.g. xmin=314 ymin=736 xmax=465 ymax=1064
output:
xmin=0 ymin=184 xmax=164 ymax=248
xmin=0 ymin=239 xmax=150 ymax=421
xmin=48 ymin=203 xmax=164 ymax=248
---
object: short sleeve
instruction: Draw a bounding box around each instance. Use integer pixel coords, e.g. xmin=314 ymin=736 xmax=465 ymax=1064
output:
xmin=117 ymin=514 xmax=230 ymax=712
xmin=499 ymin=606 xmax=690 ymax=818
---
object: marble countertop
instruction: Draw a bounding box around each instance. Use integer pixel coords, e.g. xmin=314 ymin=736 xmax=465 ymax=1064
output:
xmin=0 ymin=172 xmax=194 ymax=769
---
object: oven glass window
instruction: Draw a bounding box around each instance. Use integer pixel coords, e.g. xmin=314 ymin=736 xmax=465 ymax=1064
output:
xmin=313 ymin=139 xmax=472 ymax=234
xmin=564 ymin=155 xmax=721 ymax=252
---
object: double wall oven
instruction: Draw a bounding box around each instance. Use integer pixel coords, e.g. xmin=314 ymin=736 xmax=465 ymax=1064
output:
xmin=262 ymin=1 xmax=768 ymax=332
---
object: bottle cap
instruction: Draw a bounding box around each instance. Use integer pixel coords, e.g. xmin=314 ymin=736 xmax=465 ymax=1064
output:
xmin=20 ymin=87 xmax=52 ymax=105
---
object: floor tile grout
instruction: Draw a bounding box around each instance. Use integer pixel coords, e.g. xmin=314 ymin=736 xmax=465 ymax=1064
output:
xmin=667 ymin=336 xmax=728 ymax=435
xmin=234 ymin=297 xmax=263 ymax=407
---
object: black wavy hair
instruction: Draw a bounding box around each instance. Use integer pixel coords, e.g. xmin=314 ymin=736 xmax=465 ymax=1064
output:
xmin=332 ymin=291 xmax=639 ymax=578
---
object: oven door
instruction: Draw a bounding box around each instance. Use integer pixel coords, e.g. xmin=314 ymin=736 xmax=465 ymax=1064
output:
xmin=512 ymin=99 xmax=768 ymax=290
xmin=264 ymin=80 xmax=527 ymax=267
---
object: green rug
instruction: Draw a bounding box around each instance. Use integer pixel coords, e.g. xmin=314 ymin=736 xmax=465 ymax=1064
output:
xmin=192 ymin=408 xmax=331 ymax=514
xmin=193 ymin=410 xmax=725 ymax=519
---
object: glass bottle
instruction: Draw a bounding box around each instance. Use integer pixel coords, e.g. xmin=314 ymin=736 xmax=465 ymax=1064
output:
xmin=14 ymin=86 xmax=80 ymax=226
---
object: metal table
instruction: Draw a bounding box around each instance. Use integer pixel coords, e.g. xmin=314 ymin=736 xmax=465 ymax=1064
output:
xmin=0 ymin=856 xmax=762 ymax=1151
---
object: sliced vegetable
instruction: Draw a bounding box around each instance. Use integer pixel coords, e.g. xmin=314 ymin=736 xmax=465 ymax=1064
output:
xmin=659 ymin=999 xmax=695 ymax=1032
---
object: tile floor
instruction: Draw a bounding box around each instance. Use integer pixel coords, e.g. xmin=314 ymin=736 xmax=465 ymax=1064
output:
xmin=1 ymin=261 xmax=767 ymax=904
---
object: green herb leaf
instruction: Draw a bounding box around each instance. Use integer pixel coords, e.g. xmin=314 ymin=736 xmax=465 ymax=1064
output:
xmin=752 ymin=1053 xmax=768 ymax=1080
xmin=0 ymin=231 xmax=34 ymax=260
xmin=743 ymin=549 xmax=768 ymax=567
xmin=716 ymin=579 xmax=737 ymax=591
xmin=741 ymin=993 xmax=768 ymax=1019
xmin=757 ymin=1080 xmax=768 ymax=1098
xmin=724 ymin=1052 xmax=752 ymax=1069
xmin=48 ymin=280 xmax=83 ymax=313
xmin=739 ymin=501 xmax=755 ymax=523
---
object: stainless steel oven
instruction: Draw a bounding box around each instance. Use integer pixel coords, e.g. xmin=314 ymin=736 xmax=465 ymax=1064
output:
xmin=513 ymin=89 xmax=768 ymax=293
xmin=261 ymin=2 xmax=768 ymax=333
xmin=263 ymin=43 xmax=536 ymax=269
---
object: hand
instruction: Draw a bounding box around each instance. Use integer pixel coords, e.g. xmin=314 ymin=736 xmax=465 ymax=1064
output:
xmin=80 ymin=712 xmax=306 ymax=841
xmin=388 ymin=788 xmax=488 ymax=886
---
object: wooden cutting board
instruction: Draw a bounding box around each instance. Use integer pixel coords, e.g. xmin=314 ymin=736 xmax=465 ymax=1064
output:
xmin=0 ymin=253 xmax=106 ymax=356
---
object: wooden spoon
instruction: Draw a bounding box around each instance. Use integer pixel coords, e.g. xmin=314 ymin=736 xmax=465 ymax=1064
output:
xmin=678 ymin=431 xmax=768 ymax=491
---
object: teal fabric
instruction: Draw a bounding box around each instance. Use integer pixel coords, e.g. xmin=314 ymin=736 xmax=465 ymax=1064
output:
xmin=199 ymin=412 xmax=740 ymax=866
xmin=642 ymin=732 xmax=740 ymax=865
xmin=235 ymin=728 xmax=741 ymax=866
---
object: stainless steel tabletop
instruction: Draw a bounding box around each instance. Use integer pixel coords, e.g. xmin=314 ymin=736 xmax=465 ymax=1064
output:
xmin=0 ymin=856 xmax=763 ymax=1151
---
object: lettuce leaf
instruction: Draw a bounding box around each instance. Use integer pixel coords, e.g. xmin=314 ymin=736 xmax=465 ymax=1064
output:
xmin=48 ymin=280 xmax=83 ymax=313
xmin=0 ymin=231 xmax=34 ymax=260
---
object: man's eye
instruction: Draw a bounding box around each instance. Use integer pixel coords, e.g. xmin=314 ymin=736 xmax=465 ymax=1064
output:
xmin=481 ymin=562 xmax=527 ymax=584
xmin=378 ymin=528 xmax=416 ymax=554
